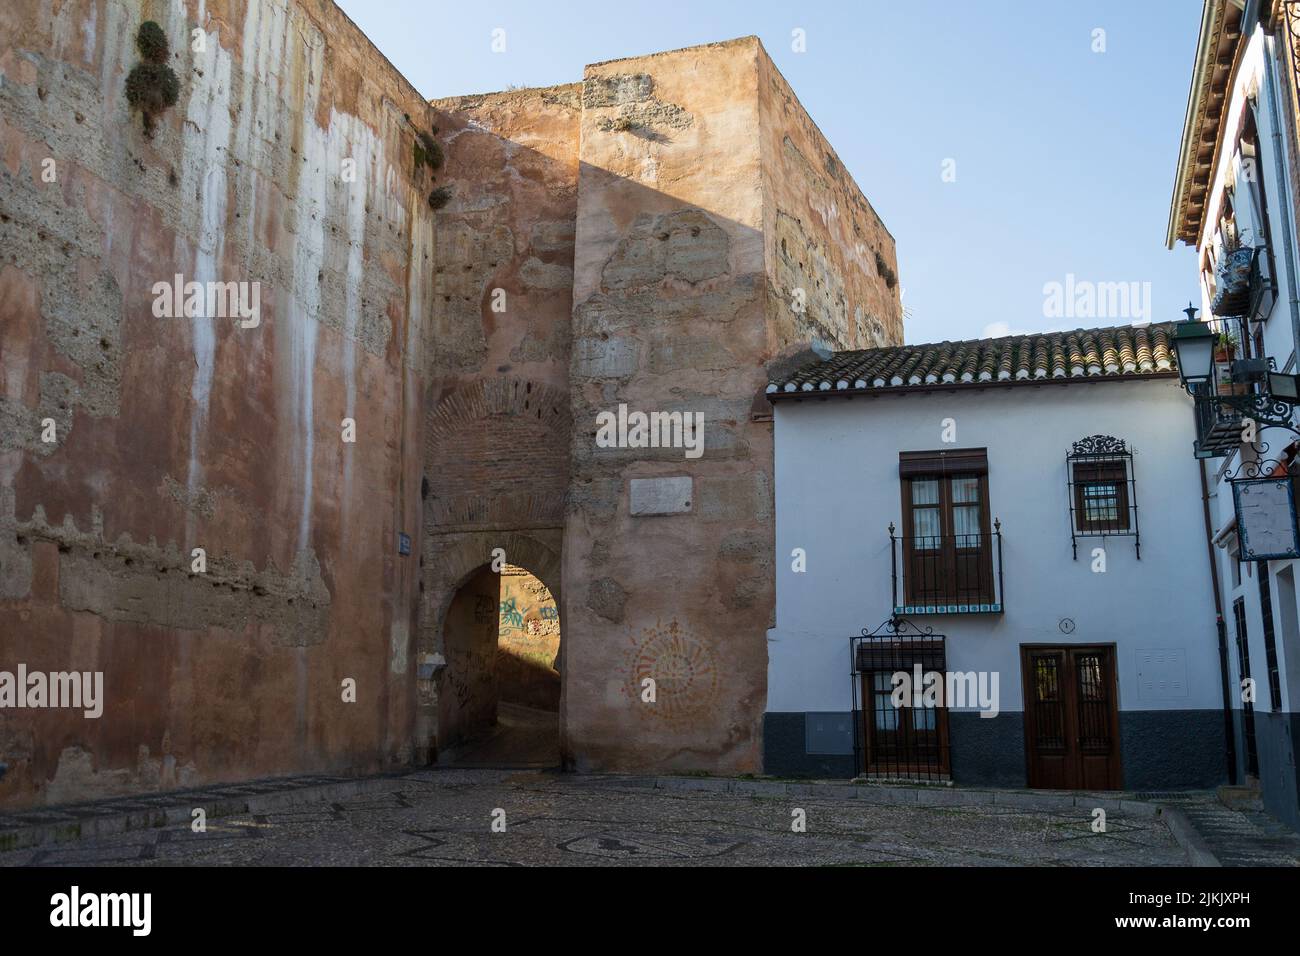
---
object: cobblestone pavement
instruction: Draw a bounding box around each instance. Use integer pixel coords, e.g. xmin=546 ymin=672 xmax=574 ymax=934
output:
xmin=1159 ymin=795 xmax=1300 ymax=866
xmin=0 ymin=770 xmax=1189 ymax=867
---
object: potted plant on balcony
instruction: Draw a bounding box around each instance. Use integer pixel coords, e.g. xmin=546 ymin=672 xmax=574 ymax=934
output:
xmin=1214 ymin=330 xmax=1249 ymax=396
xmin=1212 ymin=231 xmax=1255 ymax=317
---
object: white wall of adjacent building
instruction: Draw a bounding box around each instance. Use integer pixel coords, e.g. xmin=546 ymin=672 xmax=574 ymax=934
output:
xmin=1195 ymin=21 xmax=1300 ymax=716
xmin=1195 ymin=26 xmax=1300 ymax=376
xmin=769 ymin=378 xmax=1224 ymax=716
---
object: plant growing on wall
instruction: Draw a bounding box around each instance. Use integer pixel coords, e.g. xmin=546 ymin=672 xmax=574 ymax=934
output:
xmin=410 ymin=124 xmax=452 ymax=210
xmin=124 ymin=21 xmax=179 ymax=137
xmin=874 ymin=249 xmax=897 ymax=289
xmin=413 ymin=129 xmax=444 ymax=174
xmin=427 ymin=186 xmax=454 ymax=210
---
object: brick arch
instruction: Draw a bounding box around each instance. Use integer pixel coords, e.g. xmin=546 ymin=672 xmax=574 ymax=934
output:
xmin=425 ymin=376 xmax=571 ymax=528
xmin=424 ymin=529 xmax=562 ymax=643
xmin=427 ymin=376 xmax=571 ymax=441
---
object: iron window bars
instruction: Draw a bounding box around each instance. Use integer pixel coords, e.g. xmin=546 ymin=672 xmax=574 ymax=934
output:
xmin=889 ymin=522 xmax=1004 ymax=615
xmin=1067 ymin=435 xmax=1140 ymax=559
xmin=850 ymin=619 xmax=950 ymax=782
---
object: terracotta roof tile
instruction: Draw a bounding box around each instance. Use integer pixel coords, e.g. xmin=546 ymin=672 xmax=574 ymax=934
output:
xmin=767 ymin=323 xmax=1177 ymax=397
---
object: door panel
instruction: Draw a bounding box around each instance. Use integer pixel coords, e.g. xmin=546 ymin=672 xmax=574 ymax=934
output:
xmin=1025 ymin=652 xmax=1071 ymax=788
xmin=1022 ymin=646 xmax=1122 ymax=790
xmin=1072 ymin=649 xmax=1119 ymax=790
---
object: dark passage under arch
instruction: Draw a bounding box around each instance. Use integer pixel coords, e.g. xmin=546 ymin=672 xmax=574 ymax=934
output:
xmin=437 ymin=563 xmax=561 ymax=767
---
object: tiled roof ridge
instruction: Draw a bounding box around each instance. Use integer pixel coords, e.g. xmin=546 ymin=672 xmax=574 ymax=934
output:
xmin=767 ymin=322 xmax=1177 ymax=396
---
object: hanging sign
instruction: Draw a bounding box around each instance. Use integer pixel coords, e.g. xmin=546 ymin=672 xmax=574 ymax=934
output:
xmin=1233 ymin=477 xmax=1300 ymax=561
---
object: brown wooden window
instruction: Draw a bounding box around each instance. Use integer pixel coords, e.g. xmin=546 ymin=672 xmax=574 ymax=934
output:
xmin=1071 ymin=460 xmax=1130 ymax=533
xmin=899 ymin=449 xmax=994 ymax=606
xmin=1066 ymin=436 xmax=1139 ymax=559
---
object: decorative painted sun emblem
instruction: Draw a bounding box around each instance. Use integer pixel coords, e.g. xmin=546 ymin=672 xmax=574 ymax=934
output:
xmin=626 ymin=619 xmax=719 ymax=720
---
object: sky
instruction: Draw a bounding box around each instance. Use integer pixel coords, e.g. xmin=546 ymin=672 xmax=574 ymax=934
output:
xmin=337 ymin=0 xmax=1203 ymax=346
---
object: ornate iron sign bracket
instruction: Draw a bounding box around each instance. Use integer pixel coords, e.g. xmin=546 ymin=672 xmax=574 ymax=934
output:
xmin=1209 ymin=392 xmax=1300 ymax=434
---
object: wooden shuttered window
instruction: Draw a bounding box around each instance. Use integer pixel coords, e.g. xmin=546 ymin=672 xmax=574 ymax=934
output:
xmin=899 ymin=449 xmax=994 ymax=606
xmin=1071 ymin=460 xmax=1130 ymax=533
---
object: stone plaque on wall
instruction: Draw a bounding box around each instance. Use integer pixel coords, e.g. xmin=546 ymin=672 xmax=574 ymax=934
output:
xmin=629 ymin=476 xmax=693 ymax=516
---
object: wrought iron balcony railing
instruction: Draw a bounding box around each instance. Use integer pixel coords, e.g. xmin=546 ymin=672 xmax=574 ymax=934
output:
xmin=889 ymin=524 xmax=1004 ymax=615
xmin=1192 ymin=380 xmax=1245 ymax=458
xmin=1191 ymin=379 xmax=1300 ymax=459
xmin=1211 ymin=245 xmax=1275 ymax=321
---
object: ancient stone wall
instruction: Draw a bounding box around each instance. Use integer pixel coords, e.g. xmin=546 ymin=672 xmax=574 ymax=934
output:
xmin=415 ymin=85 xmax=578 ymax=761
xmin=0 ymin=14 xmax=901 ymax=802
xmin=560 ymin=37 xmax=899 ymax=774
xmin=563 ymin=39 xmax=768 ymax=773
xmin=0 ymin=0 xmax=436 ymax=808
xmin=757 ymin=44 xmax=903 ymax=352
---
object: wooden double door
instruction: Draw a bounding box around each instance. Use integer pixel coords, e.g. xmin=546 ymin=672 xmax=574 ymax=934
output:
xmin=1021 ymin=645 xmax=1123 ymax=790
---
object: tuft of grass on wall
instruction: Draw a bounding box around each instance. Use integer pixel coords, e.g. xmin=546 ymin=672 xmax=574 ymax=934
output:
xmin=874 ymin=249 xmax=897 ymax=289
xmin=428 ymin=186 xmax=453 ymax=210
xmin=136 ymin=20 xmax=169 ymax=64
xmin=124 ymin=21 xmax=179 ymax=136
xmin=413 ymin=129 xmax=444 ymax=174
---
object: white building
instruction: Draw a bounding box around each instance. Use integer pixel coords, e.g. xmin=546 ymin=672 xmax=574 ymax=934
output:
xmin=1168 ymin=0 xmax=1300 ymax=829
xmin=764 ymin=325 xmax=1229 ymax=791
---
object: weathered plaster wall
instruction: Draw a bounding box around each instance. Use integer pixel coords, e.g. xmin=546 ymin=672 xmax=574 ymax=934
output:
xmin=757 ymin=44 xmax=902 ymax=352
xmin=416 ymin=85 xmax=578 ymax=761
xmin=1 ymin=18 xmax=901 ymax=798
xmin=561 ymin=37 xmax=901 ymax=774
xmin=0 ymin=0 xmax=435 ymax=808
xmin=564 ymin=38 xmax=767 ymax=773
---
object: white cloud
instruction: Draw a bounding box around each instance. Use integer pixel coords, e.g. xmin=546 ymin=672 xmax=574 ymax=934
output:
xmin=980 ymin=321 xmax=1031 ymax=339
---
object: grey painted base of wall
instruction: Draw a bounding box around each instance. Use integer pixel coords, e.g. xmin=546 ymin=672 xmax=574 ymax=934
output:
xmin=765 ymin=709 xmax=1228 ymax=791
xmin=1118 ymin=710 xmax=1228 ymax=791
xmin=948 ymin=712 xmax=1025 ymax=787
xmin=1230 ymin=708 xmax=1248 ymax=784
xmin=762 ymin=713 xmax=855 ymax=779
xmin=1249 ymin=710 xmax=1300 ymax=832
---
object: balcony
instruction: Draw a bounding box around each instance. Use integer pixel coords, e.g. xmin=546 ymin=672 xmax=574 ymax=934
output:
xmin=1191 ymin=376 xmax=1300 ymax=460
xmin=889 ymin=525 xmax=1004 ymax=615
xmin=1210 ymin=245 xmax=1274 ymax=321
xmin=1192 ymin=381 xmax=1245 ymax=458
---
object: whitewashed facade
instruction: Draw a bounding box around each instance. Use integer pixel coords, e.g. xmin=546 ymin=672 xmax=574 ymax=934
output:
xmin=1168 ymin=0 xmax=1300 ymax=828
xmin=765 ymin=349 xmax=1228 ymax=790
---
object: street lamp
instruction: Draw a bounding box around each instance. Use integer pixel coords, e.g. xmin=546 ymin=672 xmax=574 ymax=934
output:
xmin=1172 ymin=305 xmax=1215 ymax=391
xmin=1269 ymin=371 xmax=1300 ymax=402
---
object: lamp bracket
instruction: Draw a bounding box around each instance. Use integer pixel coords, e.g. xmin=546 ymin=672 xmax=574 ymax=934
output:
xmin=1209 ymin=391 xmax=1300 ymax=432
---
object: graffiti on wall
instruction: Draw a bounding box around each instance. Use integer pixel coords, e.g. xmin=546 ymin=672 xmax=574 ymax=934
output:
xmin=500 ymin=597 xmax=527 ymax=631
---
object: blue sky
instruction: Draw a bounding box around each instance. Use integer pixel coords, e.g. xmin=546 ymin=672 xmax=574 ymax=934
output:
xmin=338 ymin=0 xmax=1202 ymax=346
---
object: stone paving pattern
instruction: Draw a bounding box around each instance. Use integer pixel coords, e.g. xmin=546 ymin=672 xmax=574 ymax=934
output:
xmin=1159 ymin=795 xmax=1300 ymax=866
xmin=0 ymin=770 xmax=1194 ymax=867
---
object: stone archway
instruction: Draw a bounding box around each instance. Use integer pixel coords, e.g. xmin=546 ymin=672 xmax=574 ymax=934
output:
xmin=434 ymin=559 xmax=563 ymax=765
xmin=416 ymin=529 xmax=564 ymax=765
xmin=417 ymin=374 xmax=571 ymax=765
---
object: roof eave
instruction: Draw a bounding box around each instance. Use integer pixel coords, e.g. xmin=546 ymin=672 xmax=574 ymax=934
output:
xmin=1168 ymin=0 xmax=1224 ymax=250
xmin=766 ymin=371 xmax=1181 ymax=404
